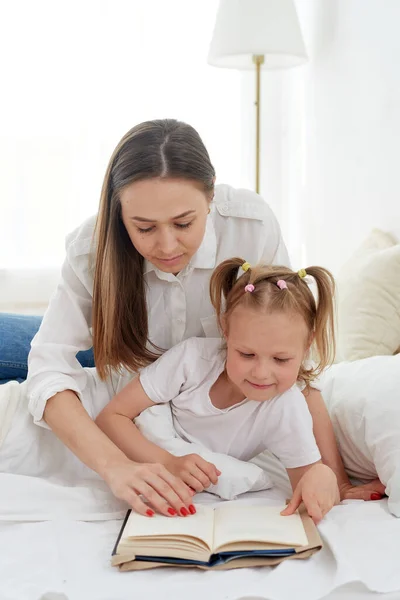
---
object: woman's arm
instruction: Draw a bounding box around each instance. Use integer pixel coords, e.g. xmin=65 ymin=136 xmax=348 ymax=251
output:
xmin=95 ymin=377 xmax=220 ymax=491
xmin=27 ymin=247 xmax=96 ymax=425
xmin=25 ymin=227 xmax=198 ymax=515
xmin=302 ymin=387 xmax=385 ymax=500
xmin=44 ymin=389 xmax=194 ymax=517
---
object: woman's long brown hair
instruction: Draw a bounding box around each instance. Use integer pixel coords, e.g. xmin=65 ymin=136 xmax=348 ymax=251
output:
xmin=92 ymin=119 xmax=215 ymax=379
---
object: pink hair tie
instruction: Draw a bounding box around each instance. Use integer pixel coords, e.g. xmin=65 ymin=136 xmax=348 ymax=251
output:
xmin=276 ymin=279 xmax=288 ymax=290
xmin=244 ymin=284 xmax=255 ymax=293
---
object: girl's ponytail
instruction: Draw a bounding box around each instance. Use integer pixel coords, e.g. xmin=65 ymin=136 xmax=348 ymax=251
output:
xmin=304 ymin=266 xmax=336 ymax=372
xmin=210 ymin=257 xmax=249 ymax=330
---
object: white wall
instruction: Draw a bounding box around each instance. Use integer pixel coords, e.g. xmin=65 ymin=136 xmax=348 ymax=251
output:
xmin=3 ymin=0 xmax=400 ymax=310
xmin=262 ymin=0 xmax=400 ymax=274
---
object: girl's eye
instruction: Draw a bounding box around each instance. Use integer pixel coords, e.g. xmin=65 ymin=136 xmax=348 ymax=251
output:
xmin=137 ymin=226 xmax=155 ymax=234
xmin=274 ymin=357 xmax=290 ymax=363
xmin=239 ymin=352 xmax=254 ymax=358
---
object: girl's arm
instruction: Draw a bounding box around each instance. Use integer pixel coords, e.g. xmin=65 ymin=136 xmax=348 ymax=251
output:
xmin=95 ymin=377 xmax=174 ymax=464
xmin=95 ymin=377 xmax=219 ymax=491
xmin=302 ymin=387 xmax=385 ymax=501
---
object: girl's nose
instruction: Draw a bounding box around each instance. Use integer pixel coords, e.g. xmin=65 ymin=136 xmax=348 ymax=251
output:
xmin=251 ymin=361 xmax=271 ymax=380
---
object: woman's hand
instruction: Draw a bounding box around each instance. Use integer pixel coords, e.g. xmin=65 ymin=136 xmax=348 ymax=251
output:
xmin=104 ymin=459 xmax=196 ymax=517
xmin=164 ymin=454 xmax=221 ymax=492
xmin=339 ymin=478 xmax=386 ymax=502
xmin=282 ymin=463 xmax=340 ymax=524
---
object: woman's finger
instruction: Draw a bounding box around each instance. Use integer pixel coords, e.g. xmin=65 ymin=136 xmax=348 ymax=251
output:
xmin=342 ymin=480 xmax=386 ymax=501
xmin=142 ymin=472 xmax=194 ymax=516
xmin=132 ymin=475 xmax=183 ymax=517
xmin=153 ymin=465 xmax=195 ymax=505
xmin=122 ymin=487 xmax=157 ymax=517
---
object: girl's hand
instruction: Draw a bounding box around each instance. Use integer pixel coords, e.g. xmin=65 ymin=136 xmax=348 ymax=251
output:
xmin=282 ymin=463 xmax=340 ymax=524
xmin=164 ymin=454 xmax=221 ymax=492
xmin=104 ymin=459 xmax=196 ymax=517
xmin=339 ymin=478 xmax=386 ymax=502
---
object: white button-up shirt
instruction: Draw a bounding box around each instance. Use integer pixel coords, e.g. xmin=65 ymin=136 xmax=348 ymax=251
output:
xmin=27 ymin=184 xmax=290 ymax=422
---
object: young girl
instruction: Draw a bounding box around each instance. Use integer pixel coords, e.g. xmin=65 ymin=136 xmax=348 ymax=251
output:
xmin=95 ymin=259 xmax=341 ymax=523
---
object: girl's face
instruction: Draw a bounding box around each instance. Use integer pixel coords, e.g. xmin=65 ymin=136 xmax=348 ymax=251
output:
xmin=224 ymin=305 xmax=310 ymax=402
xmin=120 ymin=177 xmax=210 ymax=274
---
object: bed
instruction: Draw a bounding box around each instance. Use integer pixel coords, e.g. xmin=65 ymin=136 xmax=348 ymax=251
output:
xmin=1 ymin=471 xmax=400 ymax=600
xmin=1 ymin=228 xmax=400 ymax=600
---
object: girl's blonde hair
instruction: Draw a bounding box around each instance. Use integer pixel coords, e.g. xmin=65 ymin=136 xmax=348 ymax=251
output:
xmin=210 ymin=258 xmax=336 ymax=387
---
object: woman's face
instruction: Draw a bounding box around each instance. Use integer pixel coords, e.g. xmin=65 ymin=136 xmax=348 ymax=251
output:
xmin=120 ymin=177 xmax=211 ymax=273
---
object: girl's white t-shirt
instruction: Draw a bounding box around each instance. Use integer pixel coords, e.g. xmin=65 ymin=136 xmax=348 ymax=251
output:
xmin=27 ymin=184 xmax=290 ymax=424
xmin=140 ymin=337 xmax=321 ymax=468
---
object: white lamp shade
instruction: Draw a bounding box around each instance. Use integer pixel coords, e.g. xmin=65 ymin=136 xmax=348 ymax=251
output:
xmin=208 ymin=0 xmax=307 ymax=69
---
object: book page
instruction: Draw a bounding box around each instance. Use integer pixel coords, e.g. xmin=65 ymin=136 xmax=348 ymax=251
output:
xmin=213 ymin=504 xmax=308 ymax=551
xmin=123 ymin=504 xmax=215 ymax=551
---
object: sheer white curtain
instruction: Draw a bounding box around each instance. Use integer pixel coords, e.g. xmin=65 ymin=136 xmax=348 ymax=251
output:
xmin=0 ymin=0 xmax=245 ymax=272
xmin=280 ymin=0 xmax=400 ymax=273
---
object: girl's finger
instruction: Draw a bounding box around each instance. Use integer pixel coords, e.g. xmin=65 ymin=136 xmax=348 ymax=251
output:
xmin=187 ymin=464 xmax=212 ymax=488
xmin=281 ymin=487 xmax=302 ymax=516
xmin=319 ymin=496 xmax=337 ymax=517
xmin=194 ymin=458 xmax=220 ymax=485
xmin=181 ymin=473 xmax=207 ymax=493
xmin=304 ymin=498 xmax=323 ymax=524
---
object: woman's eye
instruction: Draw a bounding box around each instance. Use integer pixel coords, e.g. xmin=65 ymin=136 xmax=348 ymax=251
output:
xmin=175 ymin=222 xmax=192 ymax=229
xmin=275 ymin=357 xmax=290 ymax=363
xmin=137 ymin=222 xmax=193 ymax=233
xmin=239 ymin=352 xmax=254 ymax=358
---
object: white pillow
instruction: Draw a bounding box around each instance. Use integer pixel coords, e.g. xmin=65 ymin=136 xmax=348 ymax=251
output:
xmin=336 ymin=229 xmax=400 ymax=361
xmin=321 ymin=355 xmax=400 ymax=517
xmin=135 ymin=403 xmax=272 ymax=500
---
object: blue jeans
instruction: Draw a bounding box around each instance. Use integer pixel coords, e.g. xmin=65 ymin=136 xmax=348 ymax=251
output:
xmin=0 ymin=313 xmax=95 ymax=384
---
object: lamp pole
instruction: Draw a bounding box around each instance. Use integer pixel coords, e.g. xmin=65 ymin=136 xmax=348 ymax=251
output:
xmin=253 ymin=54 xmax=264 ymax=194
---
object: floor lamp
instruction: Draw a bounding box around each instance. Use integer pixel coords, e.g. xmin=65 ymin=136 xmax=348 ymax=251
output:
xmin=208 ymin=0 xmax=308 ymax=194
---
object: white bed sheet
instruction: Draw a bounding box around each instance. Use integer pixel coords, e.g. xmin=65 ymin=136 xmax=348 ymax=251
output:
xmin=1 ymin=383 xmax=400 ymax=600
xmin=1 ymin=480 xmax=399 ymax=600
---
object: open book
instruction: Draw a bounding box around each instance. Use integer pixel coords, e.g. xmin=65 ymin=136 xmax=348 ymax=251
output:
xmin=112 ymin=502 xmax=322 ymax=571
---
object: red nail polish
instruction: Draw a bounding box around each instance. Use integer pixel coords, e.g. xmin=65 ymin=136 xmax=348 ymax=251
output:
xmin=146 ymin=509 xmax=155 ymax=517
xmin=167 ymin=507 xmax=177 ymax=516
xmin=180 ymin=507 xmax=189 ymax=516
xmin=188 ymin=504 xmax=196 ymax=515
xmin=371 ymin=493 xmax=382 ymax=501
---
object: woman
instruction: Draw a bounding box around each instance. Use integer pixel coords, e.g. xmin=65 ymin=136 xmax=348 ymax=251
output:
xmin=0 ymin=119 xmax=384 ymax=514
